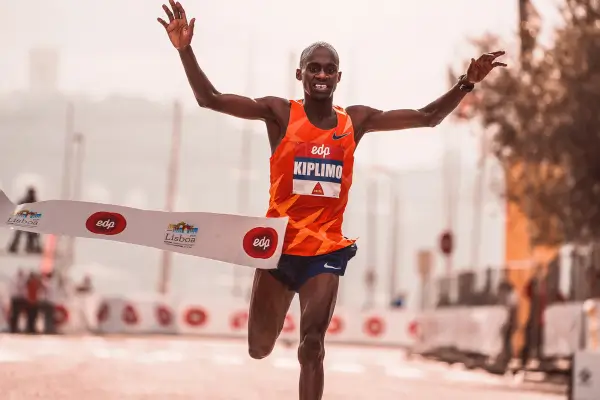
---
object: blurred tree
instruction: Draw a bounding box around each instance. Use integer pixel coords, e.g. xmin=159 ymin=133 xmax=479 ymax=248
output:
xmin=463 ymin=0 xmax=600 ymax=246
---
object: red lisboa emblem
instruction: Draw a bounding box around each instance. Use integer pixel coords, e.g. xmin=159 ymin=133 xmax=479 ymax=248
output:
xmin=363 ymin=316 xmax=385 ymax=337
xmin=97 ymin=302 xmax=109 ymax=323
xmin=54 ymin=304 xmax=69 ymax=325
xmin=282 ymin=314 xmax=295 ymax=333
xmin=327 ymin=315 xmax=344 ymax=334
xmin=184 ymin=307 xmax=208 ymax=327
xmin=122 ymin=304 xmax=139 ymax=325
xmin=230 ymin=310 xmax=248 ymax=331
xmin=155 ymin=305 xmax=173 ymax=326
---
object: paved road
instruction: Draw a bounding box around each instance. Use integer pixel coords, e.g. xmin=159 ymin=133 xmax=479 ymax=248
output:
xmin=0 ymin=335 xmax=565 ymax=399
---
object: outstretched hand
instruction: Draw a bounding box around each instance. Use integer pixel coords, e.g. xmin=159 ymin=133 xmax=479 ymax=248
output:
xmin=157 ymin=0 xmax=195 ymax=50
xmin=466 ymin=51 xmax=507 ymax=83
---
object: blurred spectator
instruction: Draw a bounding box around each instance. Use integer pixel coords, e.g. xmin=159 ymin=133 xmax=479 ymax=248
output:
xmin=8 ymin=269 xmax=27 ymax=333
xmin=390 ymin=292 xmax=405 ymax=308
xmin=521 ymin=264 xmax=551 ymax=365
xmin=498 ymin=280 xmax=518 ymax=364
xmin=38 ymin=272 xmax=57 ymax=334
xmin=586 ymin=263 xmax=600 ymax=298
xmin=76 ymin=274 xmax=93 ymax=294
xmin=25 ymin=272 xmax=42 ymax=334
xmin=478 ymin=267 xmax=498 ymax=305
xmin=8 ymin=187 xmax=43 ymax=254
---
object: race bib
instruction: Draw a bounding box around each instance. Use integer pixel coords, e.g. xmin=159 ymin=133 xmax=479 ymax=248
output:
xmin=292 ymin=143 xmax=343 ymax=198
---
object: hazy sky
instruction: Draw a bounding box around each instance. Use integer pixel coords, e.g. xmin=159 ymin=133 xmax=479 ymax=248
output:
xmin=1 ymin=0 xmax=560 ymax=171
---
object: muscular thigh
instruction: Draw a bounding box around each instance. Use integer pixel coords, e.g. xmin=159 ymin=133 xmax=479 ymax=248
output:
xmin=248 ymin=269 xmax=295 ymax=343
xmin=298 ymin=274 xmax=339 ymax=336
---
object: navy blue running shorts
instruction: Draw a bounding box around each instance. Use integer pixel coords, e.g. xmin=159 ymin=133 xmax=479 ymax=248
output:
xmin=269 ymin=243 xmax=358 ymax=292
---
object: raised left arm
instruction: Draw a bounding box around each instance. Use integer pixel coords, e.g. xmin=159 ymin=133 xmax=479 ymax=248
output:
xmin=348 ymin=79 xmax=470 ymax=135
xmin=349 ymin=51 xmax=506 ymax=142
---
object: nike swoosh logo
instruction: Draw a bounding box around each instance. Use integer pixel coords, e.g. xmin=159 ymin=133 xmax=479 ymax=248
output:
xmin=332 ymin=132 xmax=351 ymax=140
xmin=324 ymin=263 xmax=341 ymax=270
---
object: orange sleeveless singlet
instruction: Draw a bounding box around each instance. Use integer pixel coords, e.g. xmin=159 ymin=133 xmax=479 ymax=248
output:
xmin=266 ymin=100 xmax=356 ymax=256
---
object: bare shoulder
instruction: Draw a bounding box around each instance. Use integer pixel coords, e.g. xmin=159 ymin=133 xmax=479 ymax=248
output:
xmin=345 ymin=105 xmax=381 ymax=135
xmin=258 ymin=97 xmax=292 ymax=148
xmin=257 ymin=96 xmax=291 ymax=117
xmin=346 ymin=104 xmax=380 ymax=120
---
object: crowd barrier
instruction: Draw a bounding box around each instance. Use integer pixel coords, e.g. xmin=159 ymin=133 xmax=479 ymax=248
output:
xmin=544 ymin=302 xmax=587 ymax=358
xmin=0 ymin=290 xmax=419 ymax=347
xmin=2 ymin=288 xmax=596 ymax=358
xmin=0 ymin=305 xmax=6 ymax=332
xmin=572 ymin=350 xmax=600 ymax=400
xmin=409 ymin=300 xmax=600 ymax=367
xmin=412 ymin=305 xmax=508 ymax=359
xmin=544 ymin=300 xmax=600 ymax=359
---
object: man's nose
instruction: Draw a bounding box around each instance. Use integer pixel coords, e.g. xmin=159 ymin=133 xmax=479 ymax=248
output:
xmin=315 ymin=70 xmax=327 ymax=79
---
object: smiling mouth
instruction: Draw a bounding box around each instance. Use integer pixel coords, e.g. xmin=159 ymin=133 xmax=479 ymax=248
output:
xmin=313 ymin=83 xmax=330 ymax=91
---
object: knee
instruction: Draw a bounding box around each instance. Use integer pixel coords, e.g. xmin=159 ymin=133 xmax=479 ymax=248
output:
xmin=248 ymin=342 xmax=274 ymax=360
xmin=298 ymin=333 xmax=325 ymax=365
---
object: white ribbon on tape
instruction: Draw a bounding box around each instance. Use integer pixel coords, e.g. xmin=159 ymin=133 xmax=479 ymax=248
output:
xmin=0 ymin=190 xmax=287 ymax=269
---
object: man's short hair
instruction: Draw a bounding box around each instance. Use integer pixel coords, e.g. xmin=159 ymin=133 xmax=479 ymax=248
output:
xmin=299 ymin=42 xmax=339 ymax=68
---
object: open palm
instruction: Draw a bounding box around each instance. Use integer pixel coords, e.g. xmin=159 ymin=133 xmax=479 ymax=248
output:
xmin=157 ymin=0 xmax=196 ymax=50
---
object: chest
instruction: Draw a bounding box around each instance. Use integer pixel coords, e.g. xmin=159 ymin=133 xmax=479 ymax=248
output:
xmin=280 ymin=133 xmax=355 ymax=199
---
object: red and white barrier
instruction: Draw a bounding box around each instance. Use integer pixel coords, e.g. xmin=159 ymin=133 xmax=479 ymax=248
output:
xmin=156 ymin=304 xmax=174 ymax=328
xmin=52 ymin=293 xmax=103 ymax=334
xmin=230 ymin=310 xmax=249 ymax=332
xmin=181 ymin=306 xmax=209 ymax=330
xmin=323 ymin=309 xmax=417 ymax=346
xmin=0 ymin=276 xmax=417 ymax=347
xmin=54 ymin=304 xmax=69 ymax=326
xmin=327 ymin=315 xmax=344 ymax=335
xmin=97 ymin=296 xmax=178 ymax=335
xmin=94 ymin=295 xmax=418 ymax=346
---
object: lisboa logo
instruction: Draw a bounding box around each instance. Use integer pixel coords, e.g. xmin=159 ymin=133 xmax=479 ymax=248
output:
xmin=164 ymin=221 xmax=198 ymax=249
xmin=7 ymin=209 xmax=42 ymax=228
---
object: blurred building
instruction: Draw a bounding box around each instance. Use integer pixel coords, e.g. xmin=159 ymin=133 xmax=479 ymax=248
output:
xmin=28 ymin=48 xmax=60 ymax=95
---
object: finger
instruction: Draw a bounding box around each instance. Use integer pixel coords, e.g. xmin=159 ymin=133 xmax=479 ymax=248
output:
xmin=176 ymin=2 xmax=188 ymax=24
xmin=157 ymin=17 xmax=169 ymax=28
xmin=469 ymin=58 xmax=481 ymax=72
xmin=169 ymin=0 xmax=181 ymax=19
xmin=490 ymin=50 xmax=506 ymax=58
xmin=189 ymin=17 xmax=196 ymax=35
xmin=492 ymin=62 xmax=508 ymax=68
xmin=162 ymin=4 xmax=174 ymax=21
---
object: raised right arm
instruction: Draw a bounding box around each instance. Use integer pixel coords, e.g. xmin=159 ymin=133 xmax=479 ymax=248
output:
xmin=158 ymin=1 xmax=284 ymax=121
xmin=178 ymin=46 xmax=281 ymax=121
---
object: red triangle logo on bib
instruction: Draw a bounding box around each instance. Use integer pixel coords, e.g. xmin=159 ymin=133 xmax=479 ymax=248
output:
xmin=312 ymin=183 xmax=324 ymax=195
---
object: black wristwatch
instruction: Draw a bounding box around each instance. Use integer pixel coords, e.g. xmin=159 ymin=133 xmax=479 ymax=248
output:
xmin=458 ymin=74 xmax=475 ymax=92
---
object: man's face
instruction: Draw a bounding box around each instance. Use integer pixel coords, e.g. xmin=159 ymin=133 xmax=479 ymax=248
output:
xmin=296 ymin=47 xmax=341 ymax=100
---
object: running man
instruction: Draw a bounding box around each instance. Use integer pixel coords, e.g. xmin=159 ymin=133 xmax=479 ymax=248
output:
xmin=158 ymin=2 xmax=506 ymax=398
